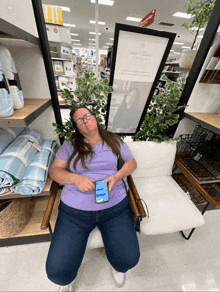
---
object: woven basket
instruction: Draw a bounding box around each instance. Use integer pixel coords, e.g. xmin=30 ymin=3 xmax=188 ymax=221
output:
xmin=0 ymin=197 xmax=36 ymax=238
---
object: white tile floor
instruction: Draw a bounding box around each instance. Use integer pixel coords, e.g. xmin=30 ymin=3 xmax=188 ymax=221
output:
xmin=1 ymin=209 xmax=220 ymax=291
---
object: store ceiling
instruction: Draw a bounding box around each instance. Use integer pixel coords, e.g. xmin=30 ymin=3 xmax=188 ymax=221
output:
xmin=42 ymin=0 xmax=206 ymax=60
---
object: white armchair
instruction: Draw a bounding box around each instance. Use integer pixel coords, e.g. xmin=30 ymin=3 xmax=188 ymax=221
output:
xmin=42 ymin=141 xmax=205 ymax=248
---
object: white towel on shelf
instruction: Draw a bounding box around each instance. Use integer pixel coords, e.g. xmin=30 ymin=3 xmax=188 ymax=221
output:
xmin=0 ymin=44 xmax=24 ymax=109
xmin=0 ymin=60 xmax=14 ymax=117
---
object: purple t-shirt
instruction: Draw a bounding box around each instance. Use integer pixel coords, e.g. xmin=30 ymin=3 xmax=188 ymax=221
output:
xmin=55 ymin=138 xmax=134 ymax=211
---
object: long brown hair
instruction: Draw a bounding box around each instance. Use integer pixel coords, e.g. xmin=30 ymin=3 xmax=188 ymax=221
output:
xmin=67 ymin=105 xmax=125 ymax=171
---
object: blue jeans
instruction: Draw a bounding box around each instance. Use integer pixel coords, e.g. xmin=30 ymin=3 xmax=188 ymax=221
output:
xmin=46 ymin=197 xmax=140 ymax=286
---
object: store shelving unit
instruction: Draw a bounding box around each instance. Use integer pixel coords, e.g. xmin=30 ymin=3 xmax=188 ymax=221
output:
xmin=183 ymin=113 xmax=220 ymax=136
xmin=0 ymin=99 xmax=51 ymax=127
xmin=0 ymin=0 xmax=63 ymax=247
xmin=200 ymin=43 xmax=220 ymax=84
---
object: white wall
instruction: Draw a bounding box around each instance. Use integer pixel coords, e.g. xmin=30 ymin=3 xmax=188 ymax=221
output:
xmin=174 ymin=32 xmax=220 ymax=138
xmin=0 ymin=0 xmax=38 ymax=37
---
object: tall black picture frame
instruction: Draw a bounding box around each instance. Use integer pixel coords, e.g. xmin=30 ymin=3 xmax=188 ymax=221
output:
xmin=105 ymin=23 xmax=176 ymax=135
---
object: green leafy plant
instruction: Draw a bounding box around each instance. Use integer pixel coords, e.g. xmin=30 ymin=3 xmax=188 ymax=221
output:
xmin=182 ymin=0 xmax=215 ymax=50
xmin=132 ymin=76 xmax=187 ymax=143
xmin=52 ymin=71 xmax=113 ymax=139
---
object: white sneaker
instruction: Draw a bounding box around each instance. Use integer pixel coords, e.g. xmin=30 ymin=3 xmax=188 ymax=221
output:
xmin=58 ymin=279 xmax=75 ymax=292
xmin=110 ymin=266 xmax=126 ymax=288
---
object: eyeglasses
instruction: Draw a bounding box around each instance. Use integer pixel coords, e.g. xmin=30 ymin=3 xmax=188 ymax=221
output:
xmin=75 ymin=113 xmax=93 ymax=126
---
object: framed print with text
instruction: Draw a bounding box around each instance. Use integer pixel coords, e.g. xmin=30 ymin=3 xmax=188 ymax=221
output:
xmin=105 ymin=23 xmax=176 ymax=135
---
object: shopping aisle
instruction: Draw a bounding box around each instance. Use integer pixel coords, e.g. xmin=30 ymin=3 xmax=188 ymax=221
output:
xmin=1 ymin=208 xmax=220 ymax=291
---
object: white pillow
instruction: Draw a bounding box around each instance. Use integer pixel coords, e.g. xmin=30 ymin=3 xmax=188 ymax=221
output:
xmin=126 ymin=141 xmax=177 ymax=178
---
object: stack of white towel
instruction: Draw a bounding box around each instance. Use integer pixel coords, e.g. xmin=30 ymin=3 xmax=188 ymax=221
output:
xmin=0 ymin=44 xmax=24 ymax=117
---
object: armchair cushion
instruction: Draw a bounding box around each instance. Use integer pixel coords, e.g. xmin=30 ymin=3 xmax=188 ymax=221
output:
xmin=132 ymin=176 xmax=205 ymax=235
xmin=126 ymin=141 xmax=177 ymax=178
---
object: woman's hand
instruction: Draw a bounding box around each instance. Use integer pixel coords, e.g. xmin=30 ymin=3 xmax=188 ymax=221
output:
xmin=75 ymin=175 xmax=96 ymax=192
xmin=103 ymin=175 xmax=118 ymax=192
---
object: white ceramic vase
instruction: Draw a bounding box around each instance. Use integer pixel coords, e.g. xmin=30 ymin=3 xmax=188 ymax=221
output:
xmin=179 ymin=49 xmax=197 ymax=68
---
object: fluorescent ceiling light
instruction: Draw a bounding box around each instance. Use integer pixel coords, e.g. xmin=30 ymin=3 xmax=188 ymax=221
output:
xmin=90 ymin=20 xmax=106 ymax=25
xmin=173 ymin=12 xmax=193 ymax=19
xmin=173 ymin=52 xmax=181 ymax=54
xmin=71 ymin=39 xmax=80 ymax=41
xmin=103 ymin=46 xmax=109 ymax=48
xmin=106 ymin=43 xmax=113 ymax=45
xmin=53 ymin=6 xmax=70 ymax=12
xmin=197 ymin=35 xmax=203 ymax=38
xmin=63 ymin=23 xmax=75 ymax=27
xmin=91 ymin=0 xmax=114 ymax=6
xmin=174 ymin=42 xmax=184 ymax=45
xmin=71 ymin=33 xmax=78 ymax=36
xmin=72 ymin=43 xmax=81 ymax=46
xmin=89 ymin=38 xmax=96 ymax=41
xmin=89 ymin=32 xmax=101 ymax=35
xmin=110 ymin=38 xmax=114 ymax=40
xmin=170 ymin=50 xmax=174 ymax=52
xmin=181 ymin=46 xmax=191 ymax=49
xmin=126 ymin=16 xmax=142 ymax=22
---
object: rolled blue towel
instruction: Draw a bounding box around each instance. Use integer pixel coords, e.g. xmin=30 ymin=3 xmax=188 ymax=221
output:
xmin=0 ymin=129 xmax=43 ymax=188
xmin=0 ymin=60 xmax=14 ymax=117
xmin=0 ymin=127 xmax=25 ymax=154
xmin=14 ymin=140 xmax=58 ymax=195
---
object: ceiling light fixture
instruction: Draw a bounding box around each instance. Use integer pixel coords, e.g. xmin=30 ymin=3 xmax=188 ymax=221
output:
xmin=172 ymin=12 xmax=193 ymax=19
xmin=71 ymin=33 xmax=78 ymax=36
xmin=181 ymin=46 xmax=191 ymax=49
xmin=103 ymin=46 xmax=109 ymax=48
xmin=63 ymin=23 xmax=75 ymax=27
xmin=90 ymin=20 xmax=106 ymax=25
xmin=72 ymin=43 xmax=81 ymax=46
xmin=91 ymin=0 xmax=114 ymax=6
xmin=53 ymin=6 xmax=70 ymax=12
xmin=89 ymin=32 xmax=101 ymax=35
xmin=106 ymin=43 xmax=113 ymax=45
xmin=110 ymin=38 xmax=114 ymax=40
xmin=89 ymin=38 xmax=96 ymax=41
xmin=126 ymin=16 xmax=142 ymax=22
xmin=173 ymin=52 xmax=181 ymax=54
xmin=71 ymin=39 xmax=80 ymax=42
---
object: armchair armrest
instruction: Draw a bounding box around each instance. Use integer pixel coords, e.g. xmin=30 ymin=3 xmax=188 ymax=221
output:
xmin=127 ymin=174 xmax=147 ymax=217
xmin=41 ymin=181 xmax=59 ymax=230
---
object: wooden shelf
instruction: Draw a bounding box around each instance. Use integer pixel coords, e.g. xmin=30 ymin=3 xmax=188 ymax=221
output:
xmin=175 ymin=158 xmax=219 ymax=208
xmin=0 ymin=190 xmax=61 ymax=242
xmin=0 ymin=18 xmax=39 ymax=46
xmin=0 ymin=177 xmax=54 ymax=200
xmin=184 ymin=112 xmax=220 ymax=135
xmin=0 ymin=98 xmax=52 ymax=128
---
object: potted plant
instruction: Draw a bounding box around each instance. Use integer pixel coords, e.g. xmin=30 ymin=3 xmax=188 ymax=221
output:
xmin=179 ymin=0 xmax=215 ymax=68
xmin=131 ymin=75 xmax=187 ymax=142
xmin=52 ymin=71 xmax=113 ymax=139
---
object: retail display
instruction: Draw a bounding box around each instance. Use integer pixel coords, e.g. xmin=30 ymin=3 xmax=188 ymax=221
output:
xmin=0 ymin=60 xmax=14 ymax=117
xmin=63 ymin=61 xmax=74 ymax=76
xmin=0 ymin=130 xmax=43 ymax=189
xmin=53 ymin=60 xmax=64 ymax=75
xmin=13 ymin=139 xmax=58 ymax=195
xmin=0 ymin=127 xmax=25 ymax=154
xmin=0 ymin=44 xmax=24 ymax=109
